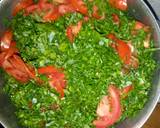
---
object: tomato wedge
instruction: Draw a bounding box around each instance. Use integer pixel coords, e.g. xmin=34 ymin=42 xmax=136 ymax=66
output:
xmin=93 ymin=85 xmax=122 ymax=128
xmin=0 ymin=52 xmax=7 ymax=66
xmin=1 ymin=52 xmax=35 ymax=83
xmin=109 ymin=0 xmax=127 ymax=11
xmin=68 ymin=0 xmax=88 ymax=15
xmin=43 ymin=7 xmax=60 ymax=22
xmin=4 ymin=47 xmax=19 ymax=60
xmin=38 ymin=66 xmax=66 ymax=98
xmin=13 ymin=55 xmax=36 ymax=79
xmin=107 ymin=34 xmax=131 ymax=65
xmin=134 ymin=21 xmax=145 ymax=30
xmin=25 ymin=5 xmax=39 ymax=14
xmin=12 ymin=0 xmax=34 ymax=16
xmin=66 ymin=21 xmax=82 ymax=43
xmin=120 ymin=85 xmax=133 ymax=99
xmin=92 ymin=5 xmax=102 ymax=19
xmin=58 ymin=4 xmax=74 ymax=15
xmin=25 ymin=0 xmax=54 ymax=15
xmin=66 ymin=26 xmax=74 ymax=43
xmin=0 ymin=47 xmax=18 ymax=66
xmin=49 ymin=79 xmax=65 ymax=98
xmin=116 ymin=39 xmax=131 ymax=65
xmin=1 ymin=30 xmax=13 ymax=51
xmin=38 ymin=66 xmax=60 ymax=75
xmin=2 ymin=58 xmax=30 ymax=83
xmin=112 ymin=13 xmax=120 ymax=25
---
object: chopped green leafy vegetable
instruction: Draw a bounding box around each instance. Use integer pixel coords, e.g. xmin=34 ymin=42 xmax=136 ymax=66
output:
xmin=2 ymin=0 xmax=157 ymax=128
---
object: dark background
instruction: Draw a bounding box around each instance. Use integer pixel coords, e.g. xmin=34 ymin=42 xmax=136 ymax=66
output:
xmin=0 ymin=124 xmax=4 ymax=128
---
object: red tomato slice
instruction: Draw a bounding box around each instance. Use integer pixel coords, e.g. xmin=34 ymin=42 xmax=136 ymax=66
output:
xmin=2 ymin=59 xmax=29 ymax=82
xmin=4 ymin=47 xmax=19 ymax=60
xmin=96 ymin=96 xmax=110 ymax=117
xmin=10 ymin=41 xmax=17 ymax=48
xmin=54 ymin=0 xmax=67 ymax=4
xmin=12 ymin=55 xmax=36 ymax=79
xmin=134 ymin=21 xmax=145 ymax=30
xmin=43 ymin=7 xmax=60 ymax=22
xmin=112 ymin=13 xmax=120 ymax=25
xmin=71 ymin=21 xmax=82 ymax=35
xmin=48 ymin=71 xmax=66 ymax=88
xmin=116 ymin=39 xmax=131 ymax=65
xmin=25 ymin=1 xmax=54 ymax=15
xmin=107 ymin=33 xmax=117 ymax=41
xmin=39 ymin=3 xmax=54 ymax=10
xmin=49 ymin=80 xmax=65 ymax=98
xmin=93 ymin=85 xmax=122 ymax=128
xmin=38 ymin=66 xmax=66 ymax=97
xmin=58 ymin=4 xmax=74 ymax=15
xmin=92 ymin=5 xmax=102 ymax=19
xmin=25 ymin=4 xmax=39 ymax=14
xmin=121 ymin=85 xmax=133 ymax=95
xmin=109 ymin=0 xmax=127 ymax=11
xmin=66 ymin=21 xmax=82 ymax=43
xmin=1 ymin=30 xmax=13 ymax=51
xmin=0 ymin=47 xmax=18 ymax=66
xmin=107 ymin=34 xmax=131 ymax=65
xmin=66 ymin=26 xmax=74 ymax=42
xmin=108 ymin=85 xmax=121 ymax=118
xmin=12 ymin=0 xmax=34 ymax=16
xmin=0 ymin=52 xmax=6 ymax=66
xmin=120 ymin=85 xmax=133 ymax=99
xmin=68 ymin=0 xmax=88 ymax=15
xmin=38 ymin=66 xmax=59 ymax=75
xmin=39 ymin=0 xmax=48 ymax=5
xmin=83 ymin=16 xmax=89 ymax=22
xmin=8 ymin=56 xmax=27 ymax=74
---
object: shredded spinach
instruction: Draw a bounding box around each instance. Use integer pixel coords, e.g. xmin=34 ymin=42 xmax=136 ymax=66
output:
xmin=3 ymin=0 xmax=157 ymax=128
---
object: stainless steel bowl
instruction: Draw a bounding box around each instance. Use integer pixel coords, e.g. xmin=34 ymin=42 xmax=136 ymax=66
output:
xmin=0 ymin=0 xmax=160 ymax=128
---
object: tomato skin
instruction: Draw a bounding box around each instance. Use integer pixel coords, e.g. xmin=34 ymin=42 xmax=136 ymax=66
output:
xmin=109 ymin=0 xmax=127 ymax=11
xmin=120 ymin=85 xmax=133 ymax=99
xmin=1 ymin=53 xmax=35 ymax=83
xmin=1 ymin=30 xmax=13 ymax=51
xmin=38 ymin=66 xmax=66 ymax=98
xmin=132 ymin=21 xmax=150 ymax=36
xmin=12 ymin=0 xmax=34 ymax=16
xmin=0 ymin=52 xmax=7 ymax=66
xmin=25 ymin=1 xmax=55 ymax=16
xmin=38 ymin=66 xmax=59 ymax=75
xmin=71 ymin=21 xmax=82 ymax=35
xmin=68 ymin=0 xmax=88 ymax=15
xmin=25 ymin=5 xmax=39 ymax=14
xmin=14 ymin=0 xmax=88 ymax=22
xmin=93 ymin=85 xmax=122 ymax=128
xmin=66 ymin=21 xmax=82 ymax=43
xmin=0 ymin=34 xmax=36 ymax=83
xmin=2 ymin=59 xmax=30 ymax=83
xmin=121 ymin=85 xmax=133 ymax=95
xmin=43 ymin=7 xmax=60 ymax=22
xmin=0 ymin=47 xmax=18 ymax=66
xmin=58 ymin=4 xmax=74 ymax=15
xmin=107 ymin=34 xmax=131 ymax=65
xmin=92 ymin=5 xmax=102 ymax=19
xmin=4 ymin=47 xmax=19 ymax=61
xmin=49 ymin=78 xmax=65 ymax=98
xmin=116 ymin=39 xmax=131 ymax=65
xmin=134 ymin=21 xmax=145 ymax=30
xmin=66 ymin=26 xmax=74 ymax=42
xmin=112 ymin=13 xmax=120 ymax=25
xmin=107 ymin=33 xmax=117 ymax=41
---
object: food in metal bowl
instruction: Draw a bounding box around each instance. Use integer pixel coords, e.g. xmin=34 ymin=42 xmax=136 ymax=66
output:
xmin=0 ymin=0 xmax=157 ymax=127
